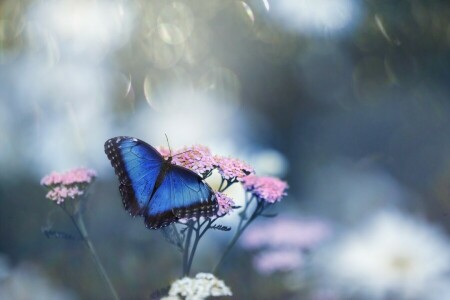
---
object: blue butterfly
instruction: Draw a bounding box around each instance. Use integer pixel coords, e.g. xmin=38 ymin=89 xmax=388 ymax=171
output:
xmin=104 ymin=136 xmax=218 ymax=229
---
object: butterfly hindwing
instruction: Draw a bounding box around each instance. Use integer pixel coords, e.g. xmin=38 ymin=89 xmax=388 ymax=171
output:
xmin=169 ymin=165 xmax=218 ymax=219
xmin=145 ymin=165 xmax=218 ymax=229
xmin=104 ymin=136 xmax=163 ymax=216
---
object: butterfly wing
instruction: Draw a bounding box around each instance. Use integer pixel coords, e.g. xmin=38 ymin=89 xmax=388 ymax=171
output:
xmin=104 ymin=136 xmax=164 ymax=216
xmin=145 ymin=165 xmax=218 ymax=229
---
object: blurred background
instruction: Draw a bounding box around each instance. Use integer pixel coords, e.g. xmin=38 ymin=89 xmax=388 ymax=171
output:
xmin=1 ymin=0 xmax=450 ymax=299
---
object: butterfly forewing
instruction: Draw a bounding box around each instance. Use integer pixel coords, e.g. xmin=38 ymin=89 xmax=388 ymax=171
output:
xmin=104 ymin=136 xmax=163 ymax=216
xmin=104 ymin=136 xmax=219 ymax=229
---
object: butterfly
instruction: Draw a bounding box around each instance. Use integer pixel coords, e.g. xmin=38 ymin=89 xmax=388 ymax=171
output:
xmin=104 ymin=136 xmax=218 ymax=229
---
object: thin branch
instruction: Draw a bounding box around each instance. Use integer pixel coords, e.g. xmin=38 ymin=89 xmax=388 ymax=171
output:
xmin=61 ymin=206 xmax=120 ymax=300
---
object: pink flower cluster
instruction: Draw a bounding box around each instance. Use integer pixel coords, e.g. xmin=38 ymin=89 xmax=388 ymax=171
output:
xmin=46 ymin=186 xmax=84 ymax=204
xmin=241 ymin=217 xmax=331 ymax=274
xmin=241 ymin=217 xmax=330 ymax=250
xmin=41 ymin=167 xmax=96 ymax=204
xmin=241 ymin=175 xmax=288 ymax=203
xmin=253 ymin=249 xmax=304 ymax=275
xmin=158 ymin=145 xmax=254 ymax=181
xmin=40 ymin=167 xmax=97 ymax=186
xmin=215 ymin=192 xmax=235 ymax=216
xmin=215 ymin=156 xmax=254 ymax=181
xmin=159 ymin=145 xmax=216 ymax=175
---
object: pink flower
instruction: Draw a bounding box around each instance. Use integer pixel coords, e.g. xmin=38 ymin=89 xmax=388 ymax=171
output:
xmin=215 ymin=192 xmax=235 ymax=216
xmin=40 ymin=167 xmax=97 ymax=186
xmin=159 ymin=145 xmax=216 ymax=176
xmin=253 ymin=249 xmax=304 ymax=275
xmin=241 ymin=175 xmax=288 ymax=203
xmin=41 ymin=167 xmax=96 ymax=204
xmin=45 ymin=186 xmax=84 ymax=204
xmin=240 ymin=217 xmax=331 ymax=250
xmin=214 ymin=156 xmax=254 ymax=181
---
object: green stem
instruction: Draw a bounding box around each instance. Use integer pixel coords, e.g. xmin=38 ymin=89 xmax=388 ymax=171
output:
xmin=218 ymin=178 xmax=225 ymax=192
xmin=186 ymin=225 xmax=200 ymax=276
xmin=213 ymin=197 xmax=263 ymax=274
xmin=62 ymin=207 xmax=120 ymax=300
xmin=220 ymin=181 xmax=233 ymax=192
xmin=186 ymin=218 xmax=214 ymax=275
xmin=182 ymin=221 xmax=194 ymax=276
xmin=77 ymin=215 xmax=121 ymax=300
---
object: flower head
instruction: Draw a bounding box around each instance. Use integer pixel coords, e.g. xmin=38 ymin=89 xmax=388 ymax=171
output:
xmin=159 ymin=145 xmax=216 ymax=176
xmin=214 ymin=156 xmax=254 ymax=181
xmin=241 ymin=175 xmax=288 ymax=203
xmin=241 ymin=217 xmax=330 ymax=274
xmin=253 ymin=249 xmax=304 ymax=275
xmin=40 ymin=167 xmax=97 ymax=186
xmin=163 ymin=272 xmax=232 ymax=300
xmin=319 ymin=211 xmax=450 ymax=299
xmin=41 ymin=167 xmax=96 ymax=204
xmin=241 ymin=217 xmax=331 ymax=250
xmin=215 ymin=192 xmax=235 ymax=216
xmin=45 ymin=186 xmax=84 ymax=205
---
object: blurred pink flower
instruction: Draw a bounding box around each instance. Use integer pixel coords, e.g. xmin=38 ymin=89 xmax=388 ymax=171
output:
xmin=214 ymin=156 xmax=254 ymax=181
xmin=40 ymin=167 xmax=96 ymax=186
xmin=241 ymin=175 xmax=288 ymax=203
xmin=253 ymin=249 xmax=303 ymax=275
xmin=159 ymin=145 xmax=216 ymax=175
xmin=215 ymin=192 xmax=235 ymax=216
xmin=241 ymin=217 xmax=331 ymax=250
xmin=309 ymin=289 xmax=340 ymax=300
xmin=41 ymin=167 xmax=96 ymax=204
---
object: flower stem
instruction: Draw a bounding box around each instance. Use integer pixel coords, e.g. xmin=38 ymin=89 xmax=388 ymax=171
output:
xmin=182 ymin=221 xmax=194 ymax=276
xmin=186 ymin=225 xmax=200 ymax=275
xmin=63 ymin=207 xmax=120 ymax=300
xmin=213 ymin=197 xmax=263 ymax=274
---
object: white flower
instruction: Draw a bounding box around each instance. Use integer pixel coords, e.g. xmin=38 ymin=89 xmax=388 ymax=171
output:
xmin=319 ymin=211 xmax=450 ymax=300
xmin=165 ymin=273 xmax=232 ymax=300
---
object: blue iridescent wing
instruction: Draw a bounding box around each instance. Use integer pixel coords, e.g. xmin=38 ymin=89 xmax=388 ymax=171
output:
xmin=104 ymin=136 xmax=163 ymax=216
xmin=145 ymin=165 xmax=218 ymax=229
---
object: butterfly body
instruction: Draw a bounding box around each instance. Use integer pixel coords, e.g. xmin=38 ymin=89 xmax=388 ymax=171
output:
xmin=104 ymin=136 xmax=218 ymax=229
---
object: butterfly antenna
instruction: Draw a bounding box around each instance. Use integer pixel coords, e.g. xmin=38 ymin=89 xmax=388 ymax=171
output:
xmin=172 ymin=149 xmax=194 ymax=157
xmin=165 ymin=133 xmax=172 ymax=156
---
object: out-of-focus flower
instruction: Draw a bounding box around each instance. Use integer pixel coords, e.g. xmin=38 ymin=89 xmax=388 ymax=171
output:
xmin=308 ymin=289 xmax=341 ymax=300
xmin=320 ymin=211 xmax=450 ymax=299
xmin=0 ymin=261 xmax=76 ymax=300
xmin=215 ymin=192 xmax=235 ymax=216
xmin=159 ymin=145 xmax=216 ymax=176
xmin=241 ymin=175 xmax=288 ymax=203
xmin=162 ymin=272 xmax=232 ymax=300
xmin=41 ymin=167 xmax=96 ymax=204
xmin=214 ymin=156 xmax=254 ymax=182
xmin=248 ymin=149 xmax=288 ymax=177
xmin=253 ymin=249 xmax=304 ymax=275
xmin=241 ymin=217 xmax=331 ymax=250
xmin=241 ymin=217 xmax=330 ymax=275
